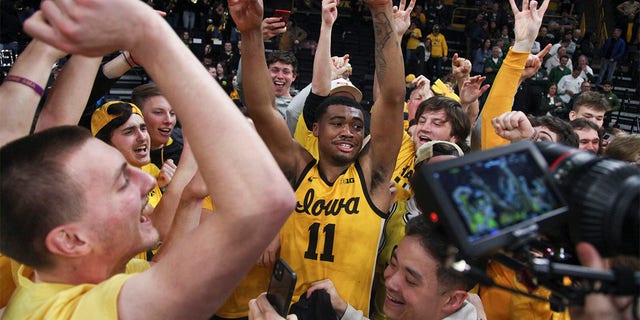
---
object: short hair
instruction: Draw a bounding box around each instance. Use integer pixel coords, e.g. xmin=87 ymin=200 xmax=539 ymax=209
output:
xmin=315 ymin=95 xmax=363 ymax=121
xmin=1 ymin=126 xmax=90 ymax=268
xmin=528 ymin=115 xmax=579 ymax=147
xmin=573 ymin=91 xmax=609 ymax=112
xmin=266 ymin=50 xmax=298 ymax=74
xmin=131 ymin=83 xmax=162 ymax=110
xmin=405 ymin=217 xmax=472 ymax=291
xmin=604 ymin=134 xmax=640 ymax=163
xmin=570 ymin=117 xmax=601 ymax=133
xmin=414 ymin=96 xmax=471 ymax=152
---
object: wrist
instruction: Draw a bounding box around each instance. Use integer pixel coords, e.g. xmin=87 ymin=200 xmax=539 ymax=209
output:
xmin=529 ymin=129 xmax=541 ymax=142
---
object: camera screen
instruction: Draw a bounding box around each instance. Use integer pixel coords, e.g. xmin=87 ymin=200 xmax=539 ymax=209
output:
xmin=432 ymin=148 xmax=565 ymax=244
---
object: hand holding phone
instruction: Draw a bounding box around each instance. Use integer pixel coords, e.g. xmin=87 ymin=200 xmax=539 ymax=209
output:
xmin=273 ymin=9 xmax=291 ymax=25
xmin=267 ymin=258 xmax=297 ymax=317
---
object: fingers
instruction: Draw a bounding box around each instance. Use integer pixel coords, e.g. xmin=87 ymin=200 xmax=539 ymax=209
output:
xmin=479 ymin=84 xmax=490 ymax=95
xmin=575 ymin=242 xmax=606 ymax=270
xmin=398 ymin=0 xmax=406 ymax=11
xmin=538 ymin=0 xmax=550 ymax=16
xmin=452 ymin=52 xmax=459 ymax=65
xmin=508 ymin=0 xmax=519 ymax=15
xmin=406 ymin=0 xmax=416 ymax=13
xmin=537 ymin=43 xmax=552 ymax=59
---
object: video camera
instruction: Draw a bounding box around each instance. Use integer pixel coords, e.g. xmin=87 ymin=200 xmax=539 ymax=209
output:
xmin=412 ymin=140 xmax=640 ymax=309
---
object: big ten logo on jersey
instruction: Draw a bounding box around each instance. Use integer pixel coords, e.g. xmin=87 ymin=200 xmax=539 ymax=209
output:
xmin=393 ymin=165 xmax=414 ymax=193
xmin=341 ymin=177 xmax=355 ymax=184
xmin=295 ymin=188 xmax=360 ymax=216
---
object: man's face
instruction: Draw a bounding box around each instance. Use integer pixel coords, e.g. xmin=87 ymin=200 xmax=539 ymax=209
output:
xmin=411 ymin=109 xmax=456 ymax=149
xmin=603 ymin=83 xmax=613 ymax=93
xmin=140 ymin=95 xmax=176 ymax=149
xmin=492 ymin=47 xmax=500 ymax=58
xmin=574 ymin=127 xmax=600 ymax=153
xmin=224 ymin=42 xmax=232 ymax=53
xmin=110 ymin=114 xmax=151 ymax=167
xmin=313 ymin=105 xmax=364 ymax=165
xmin=614 ymin=29 xmax=622 ymax=38
xmin=580 ymin=81 xmax=591 ymax=92
xmin=66 ymin=139 xmax=159 ymax=262
xmin=570 ymin=105 xmax=606 ymax=128
xmin=383 ymin=235 xmax=453 ymax=320
xmin=269 ymin=61 xmax=297 ymax=98
xmin=559 ymin=57 xmax=568 ymax=67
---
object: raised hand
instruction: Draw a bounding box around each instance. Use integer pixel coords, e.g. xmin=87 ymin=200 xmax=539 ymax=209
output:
xmin=24 ymin=0 xmax=157 ymax=56
xmin=228 ymin=0 xmax=264 ymax=33
xmin=331 ymin=54 xmax=351 ymax=80
xmin=322 ymin=0 xmax=339 ymax=26
xmin=451 ymin=53 xmax=472 ymax=84
xmin=521 ymin=43 xmax=552 ymax=81
xmin=261 ymin=17 xmax=286 ymax=40
xmin=509 ymin=0 xmax=550 ymax=52
xmin=491 ymin=111 xmax=535 ymax=142
xmin=391 ymin=0 xmax=416 ymax=38
xmin=459 ymin=75 xmax=489 ymax=106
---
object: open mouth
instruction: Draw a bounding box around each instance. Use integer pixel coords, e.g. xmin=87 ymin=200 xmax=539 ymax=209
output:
xmin=385 ymin=292 xmax=404 ymax=305
xmin=134 ymin=145 xmax=148 ymax=155
xmin=158 ymin=128 xmax=172 ymax=135
xmin=336 ymin=142 xmax=354 ymax=153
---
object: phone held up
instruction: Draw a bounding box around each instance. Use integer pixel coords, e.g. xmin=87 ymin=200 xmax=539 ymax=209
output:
xmin=267 ymin=258 xmax=297 ymax=317
xmin=274 ymin=9 xmax=291 ymax=25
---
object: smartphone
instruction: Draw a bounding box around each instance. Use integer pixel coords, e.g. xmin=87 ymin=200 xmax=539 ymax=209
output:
xmin=274 ymin=9 xmax=291 ymax=25
xmin=267 ymin=258 xmax=297 ymax=317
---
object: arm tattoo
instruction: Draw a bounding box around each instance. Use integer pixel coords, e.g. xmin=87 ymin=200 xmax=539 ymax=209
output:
xmin=372 ymin=12 xmax=394 ymax=78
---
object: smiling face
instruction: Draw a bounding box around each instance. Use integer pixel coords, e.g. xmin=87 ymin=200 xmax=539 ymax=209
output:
xmin=574 ymin=127 xmax=600 ymax=153
xmin=313 ymin=104 xmax=364 ymax=166
xmin=66 ymin=138 xmax=159 ymax=265
xmin=411 ymin=109 xmax=457 ymax=149
xmin=140 ymin=95 xmax=176 ymax=149
xmin=269 ymin=61 xmax=297 ymax=98
xmin=109 ymin=114 xmax=151 ymax=168
xmin=383 ymin=235 xmax=450 ymax=320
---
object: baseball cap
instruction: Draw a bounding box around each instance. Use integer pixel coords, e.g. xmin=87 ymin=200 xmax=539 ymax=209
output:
xmin=329 ymin=79 xmax=363 ymax=102
xmin=415 ymin=140 xmax=463 ymax=164
xmin=91 ymin=100 xmax=144 ymax=136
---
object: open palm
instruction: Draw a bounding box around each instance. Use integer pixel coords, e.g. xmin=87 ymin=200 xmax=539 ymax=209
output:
xmin=228 ymin=0 xmax=264 ymax=32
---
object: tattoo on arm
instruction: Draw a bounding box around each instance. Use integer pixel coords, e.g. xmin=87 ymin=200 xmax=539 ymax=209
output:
xmin=372 ymin=12 xmax=393 ymax=79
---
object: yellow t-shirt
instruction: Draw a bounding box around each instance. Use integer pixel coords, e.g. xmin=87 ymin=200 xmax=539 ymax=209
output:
xmin=2 ymin=260 xmax=150 ymax=319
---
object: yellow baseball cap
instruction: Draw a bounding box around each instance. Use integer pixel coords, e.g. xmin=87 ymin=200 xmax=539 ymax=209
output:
xmin=91 ymin=100 xmax=144 ymax=136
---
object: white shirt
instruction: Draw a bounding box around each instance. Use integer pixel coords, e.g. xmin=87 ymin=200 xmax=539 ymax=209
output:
xmin=557 ymin=74 xmax=584 ymax=103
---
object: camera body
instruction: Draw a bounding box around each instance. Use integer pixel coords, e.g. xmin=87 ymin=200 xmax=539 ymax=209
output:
xmin=413 ymin=141 xmax=640 ymax=260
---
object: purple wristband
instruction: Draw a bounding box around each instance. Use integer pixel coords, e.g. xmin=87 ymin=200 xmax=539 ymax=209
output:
xmin=4 ymin=75 xmax=44 ymax=97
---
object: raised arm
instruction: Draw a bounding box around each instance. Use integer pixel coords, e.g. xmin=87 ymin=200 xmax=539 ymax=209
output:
xmin=365 ymin=0 xmax=407 ymax=178
xmin=232 ymin=0 xmax=304 ymax=180
xmin=0 ymin=40 xmax=66 ymax=146
xmin=310 ymin=0 xmax=339 ymax=96
xmin=480 ymin=0 xmax=550 ymax=150
xmin=24 ymin=0 xmax=295 ymax=318
xmin=34 ymin=54 xmax=102 ymax=132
